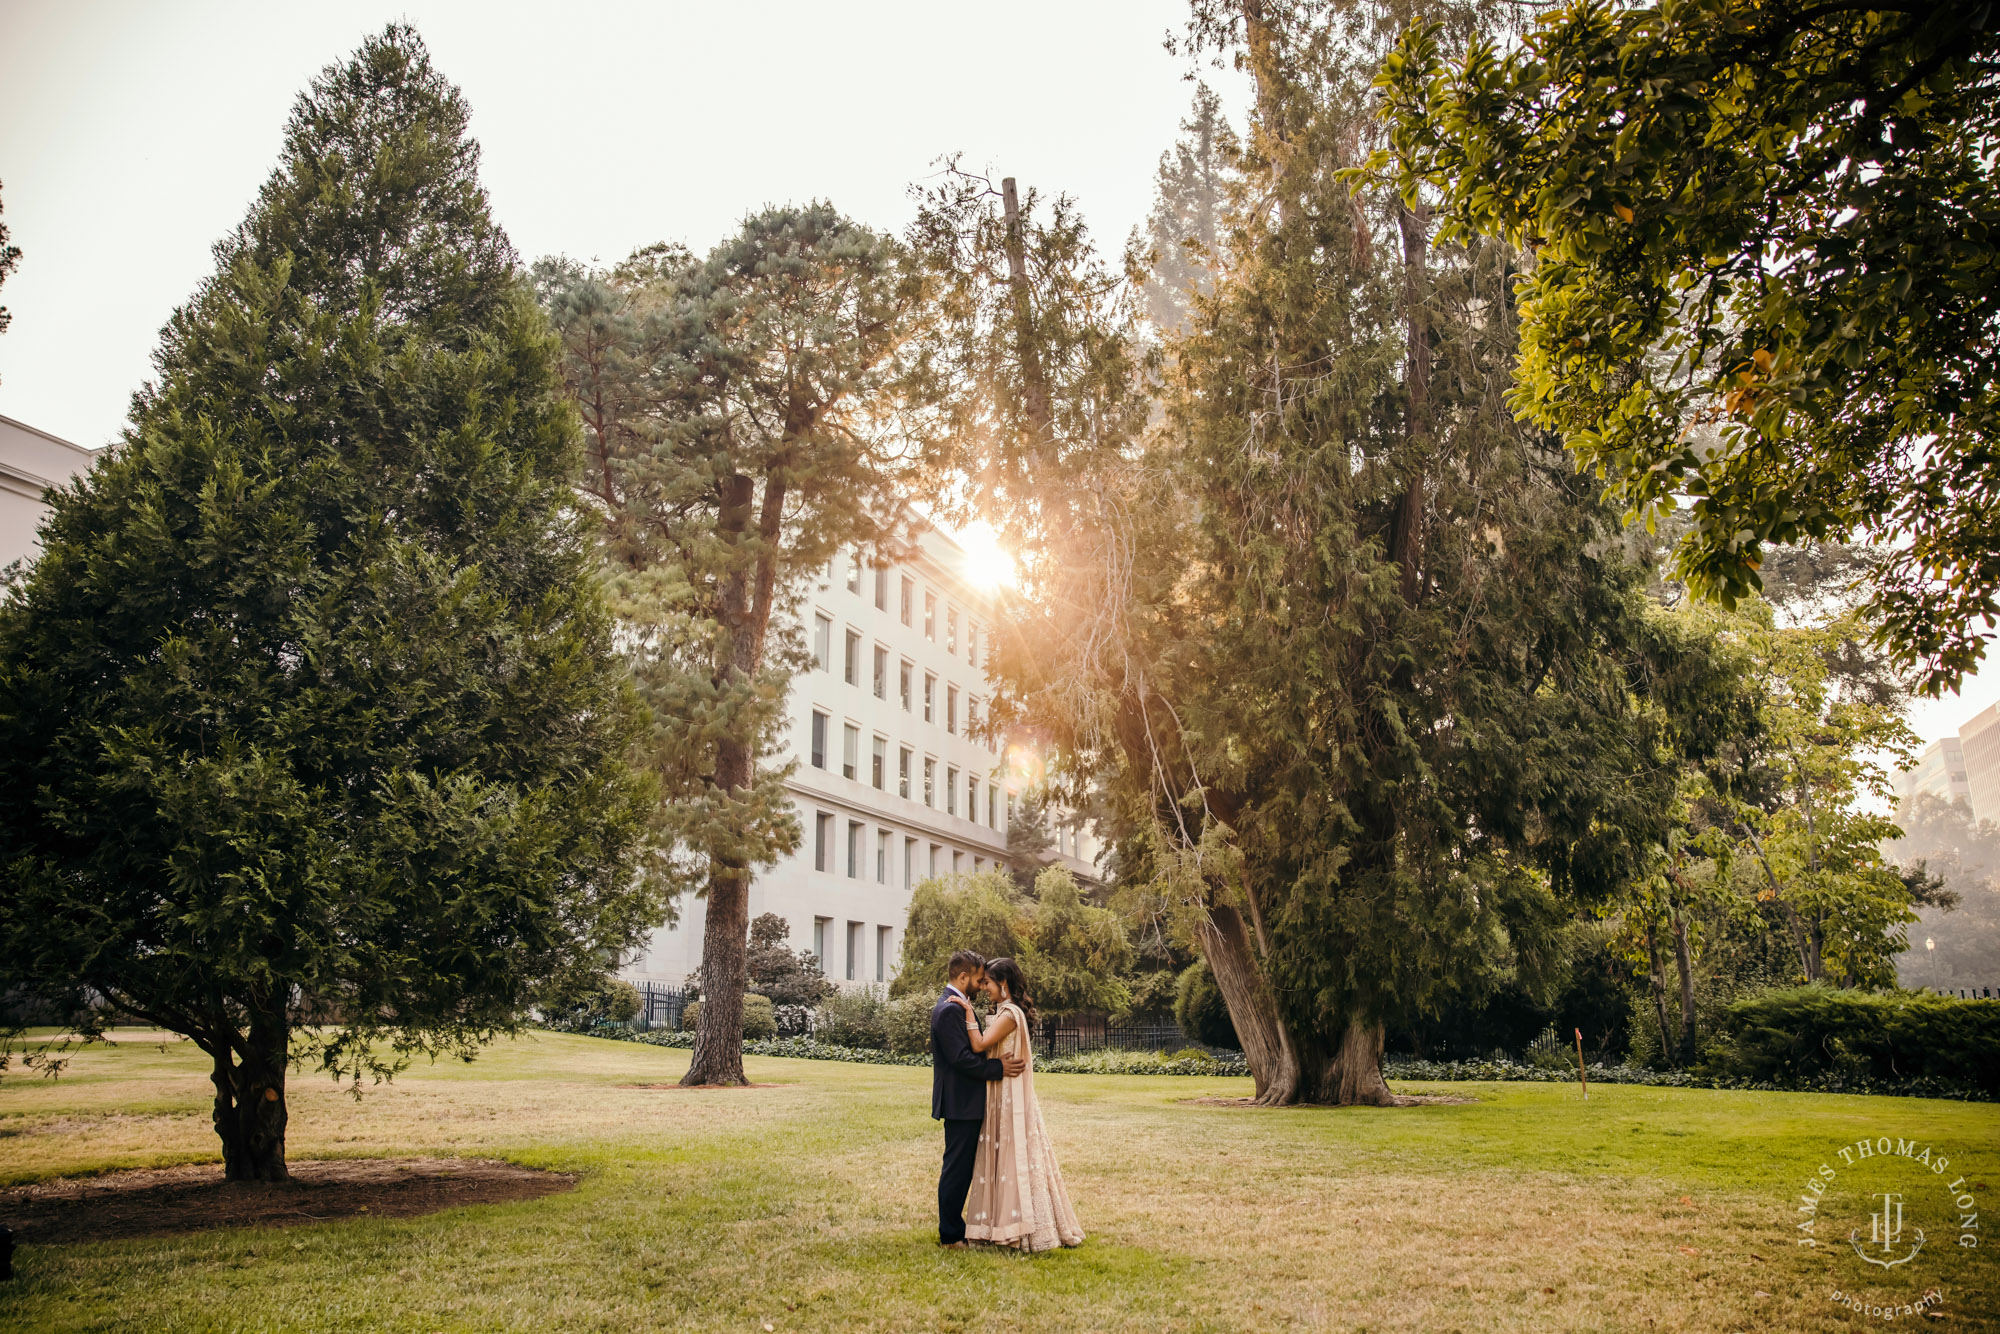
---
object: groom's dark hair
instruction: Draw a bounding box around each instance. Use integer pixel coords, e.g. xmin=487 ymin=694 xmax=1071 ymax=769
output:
xmin=946 ymin=950 xmax=986 ymax=981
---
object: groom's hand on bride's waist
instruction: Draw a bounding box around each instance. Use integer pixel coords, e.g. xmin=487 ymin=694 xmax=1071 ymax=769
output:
xmin=1001 ymin=1053 xmax=1027 ymax=1078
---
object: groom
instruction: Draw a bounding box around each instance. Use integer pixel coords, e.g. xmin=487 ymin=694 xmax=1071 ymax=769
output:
xmin=932 ymin=950 xmax=1025 ymax=1247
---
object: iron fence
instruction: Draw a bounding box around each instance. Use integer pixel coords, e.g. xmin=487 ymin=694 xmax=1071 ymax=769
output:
xmin=634 ymin=980 xmax=690 ymax=1032
xmin=1033 ymin=1021 xmax=1203 ymax=1059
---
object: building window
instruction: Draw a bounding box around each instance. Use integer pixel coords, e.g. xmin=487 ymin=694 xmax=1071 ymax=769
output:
xmin=989 ymin=785 xmax=999 ymax=829
xmin=871 ymin=735 xmax=886 ymax=790
xmin=874 ymin=565 xmax=889 ymax=611
xmin=924 ymin=592 xmax=935 ymax=640
xmin=899 ymin=747 xmax=912 ymax=798
xmin=846 ymin=551 xmax=863 ymax=593
xmin=815 ymin=812 xmax=833 ymax=872
xmin=905 ymin=836 xmax=917 ymax=887
xmin=923 ymin=673 xmax=935 ymax=723
xmin=968 ymin=775 xmax=979 ymax=822
xmin=877 ymin=925 xmax=892 ymax=982
xmin=969 ymin=622 xmax=979 ymax=666
xmin=872 ymin=645 xmax=888 ymax=699
xmin=813 ymin=614 xmax=832 ymax=672
xmin=1007 ymin=790 xmax=1016 ymax=824
xmin=843 ymin=723 xmax=859 ymax=780
xmin=899 ymin=659 xmax=913 ymax=711
xmin=844 ymin=629 xmax=861 ymax=686
xmin=923 ymin=757 xmax=935 ymax=807
xmin=846 ymin=921 xmax=862 ymax=981
xmin=929 ymin=843 xmax=941 ymax=877
xmin=952 ymin=849 xmax=963 ymax=874
xmin=810 ymin=710 xmax=828 ymax=769
xmin=967 ymin=695 xmax=980 ymax=738
xmin=813 ymin=917 xmax=829 ymax=972
xmin=974 ymin=856 xmax=983 ymax=873
xmin=876 ymin=829 xmax=889 ymax=883
xmin=946 ymin=766 xmax=959 ymax=816
xmin=947 ymin=684 xmax=958 ymax=734
xmin=900 ymin=576 xmax=914 ymax=626
xmin=947 ymin=607 xmax=958 ymax=654
xmin=847 ymin=820 xmax=862 ymax=878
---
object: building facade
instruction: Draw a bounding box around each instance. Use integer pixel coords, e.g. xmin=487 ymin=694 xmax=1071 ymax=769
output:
xmin=1894 ymin=736 xmax=1973 ymax=815
xmin=0 ymin=413 xmax=97 ymax=569
xmin=1960 ymin=704 xmax=2000 ymax=827
xmin=621 ymin=525 xmax=1099 ymax=990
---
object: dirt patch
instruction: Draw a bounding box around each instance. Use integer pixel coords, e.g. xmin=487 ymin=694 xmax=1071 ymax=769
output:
xmin=1181 ymin=1093 xmax=1480 ymax=1108
xmin=0 ymin=1157 xmax=575 ymax=1245
xmin=618 ymin=1082 xmax=793 ymax=1090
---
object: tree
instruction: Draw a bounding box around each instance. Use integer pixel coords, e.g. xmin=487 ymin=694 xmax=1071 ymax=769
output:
xmin=744 ymin=913 xmax=834 ymax=1007
xmin=539 ymin=207 xmax=931 ymax=1087
xmin=0 ymin=177 xmax=18 ymax=378
xmin=1886 ymin=794 xmax=2000 ymax=991
xmin=1378 ymin=0 xmax=2000 ymax=693
xmin=0 ymin=27 xmax=661 ymax=1180
xmin=1132 ymin=85 xmax=1240 ymax=337
xmin=889 ymin=867 xmax=1132 ymax=1018
xmin=920 ymin=3 xmax=1690 ymax=1105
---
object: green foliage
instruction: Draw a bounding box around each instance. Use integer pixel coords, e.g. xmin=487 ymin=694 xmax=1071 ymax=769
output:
xmin=1120 ymin=968 xmax=1180 ymax=1021
xmin=681 ymin=994 xmax=776 ymax=1041
xmin=1174 ymin=960 xmax=1240 ymax=1050
xmin=884 ymin=992 xmax=934 ymax=1056
xmin=745 ymin=913 xmax=835 ymax=1008
xmin=1709 ymin=986 xmax=2000 ymax=1096
xmin=888 ymin=871 xmax=1026 ymax=999
xmin=890 ymin=869 xmax=1132 ymax=1018
xmin=536 ymin=974 xmax=642 ymax=1034
xmin=0 ymin=26 xmax=659 ymax=1175
xmin=1378 ymin=1 xmax=2000 ymax=692
xmin=815 ymin=985 xmax=890 ymax=1050
xmin=0 ymin=176 xmax=17 ymax=367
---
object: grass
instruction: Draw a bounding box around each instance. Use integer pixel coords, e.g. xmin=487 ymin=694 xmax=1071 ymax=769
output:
xmin=0 ymin=1030 xmax=1995 ymax=1332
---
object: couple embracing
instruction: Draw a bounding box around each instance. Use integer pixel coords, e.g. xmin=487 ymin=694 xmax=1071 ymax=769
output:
xmin=929 ymin=950 xmax=1084 ymax=1252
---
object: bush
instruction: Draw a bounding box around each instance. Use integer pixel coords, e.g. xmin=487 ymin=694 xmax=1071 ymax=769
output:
xmin=681 ymin=993 xmax=777 ymax=1040
xmin=538 ymin=974 xmax=642 ymax=1034
xmin=1174 ymin=960 xmax=1239 ymax=1050
xmin=816 ymin=984 xmax=890 ymax=1049
xmin=1707 ymin=985 xmax=2000 ymax=1095
xmin=885 ymin=992 xmax=934 ymax=1056
xmin=1119 ymin=969 xmax=1179 ymax=1021
xmin=1038 ymin=1047 xmax=1248 ymax=1077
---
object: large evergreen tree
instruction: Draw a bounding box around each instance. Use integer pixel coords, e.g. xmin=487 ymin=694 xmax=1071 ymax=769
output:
xmin=539 ymin=207 xmax=930 ymax=1086
xmin=0 ymin=27 xmax=661 ymax=1179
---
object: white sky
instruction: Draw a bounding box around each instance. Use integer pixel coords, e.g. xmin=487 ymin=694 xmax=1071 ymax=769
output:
xmin=2 ymin=0 xmax=1991 ymax=747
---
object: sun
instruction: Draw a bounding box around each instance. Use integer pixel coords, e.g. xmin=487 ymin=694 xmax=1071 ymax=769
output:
xmin=958 ymin=520 xmax=1017 ymax=593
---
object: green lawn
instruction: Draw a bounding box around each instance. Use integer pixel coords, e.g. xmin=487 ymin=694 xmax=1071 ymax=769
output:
xmin=0 ymin=1031 xmax=1994 ymax=1332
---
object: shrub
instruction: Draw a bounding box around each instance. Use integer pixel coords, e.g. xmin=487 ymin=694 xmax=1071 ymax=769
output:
xmin=680 ymin=993 xmax=777 ymax=1040
xmin=538 ymin=975 xmax=641 ymax=1034
xmin=1174 ymin=960 xmax=1239 ymax=1050
xmin=885 ymin=992 xmax=934 ymax=1056
xmin=1707 ymin=985 xmax=2000 ymax=1095
xmin=816 ymin=985 xmax=889 ymax=1049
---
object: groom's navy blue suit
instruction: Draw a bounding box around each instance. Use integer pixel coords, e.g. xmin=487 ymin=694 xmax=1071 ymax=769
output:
xmin=932 ymin=985 xmax=1003 ymax=1243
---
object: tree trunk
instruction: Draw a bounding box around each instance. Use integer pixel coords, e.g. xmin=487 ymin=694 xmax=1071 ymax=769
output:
xmin=683 ymin=472 xmax=760 ymax=1088
xmin=1000 ymin=178 xmax=1053 ymax=444
xmin=1392 ymin=201 xmax=1431 ymax=605
xmin=1317 ymin=1016 xmax=1396 ymax=1107
xmin=1645 ymin=922 xmax=1677 ymax=1068
xmin=1195 ymin=904 xmax=1301 ymax=1104
xmin=210 ymin=1007 xmax=290 ymax=1181
xmin=1671 ymin=913 xmax=1698 ymax=1067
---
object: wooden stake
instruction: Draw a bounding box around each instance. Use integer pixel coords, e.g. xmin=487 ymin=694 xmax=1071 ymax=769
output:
xmin=1574 ymin=1027 xmax=1588 ymax=1101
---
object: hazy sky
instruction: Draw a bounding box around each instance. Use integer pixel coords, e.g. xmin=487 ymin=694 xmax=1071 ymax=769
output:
xmin=2 ymin=0 xmax=1993 ymax=746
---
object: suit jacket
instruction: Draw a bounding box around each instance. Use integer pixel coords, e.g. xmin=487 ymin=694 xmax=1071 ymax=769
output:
xmin=931 ymin=988 xmax=1004 ymax=1120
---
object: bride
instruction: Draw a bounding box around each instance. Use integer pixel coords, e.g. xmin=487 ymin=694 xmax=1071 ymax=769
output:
xmin=950 ymin=957 xmax=1084 ymax=1251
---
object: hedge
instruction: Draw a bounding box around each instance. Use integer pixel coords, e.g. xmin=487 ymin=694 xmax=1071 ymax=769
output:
xmin=1706 ymin=986 xmax=2000 ymax=1096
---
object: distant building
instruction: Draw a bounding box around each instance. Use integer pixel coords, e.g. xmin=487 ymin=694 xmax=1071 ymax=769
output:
xmin=1961 ymin=704 xmax=2000 ymax=827
xmin=1894 ymin=737 xmax=1972 ymax=815
xmin=622 ymin=525 xmax=1099 ymax=992
xmin=0 ymin=413 xmax=97 ymax=569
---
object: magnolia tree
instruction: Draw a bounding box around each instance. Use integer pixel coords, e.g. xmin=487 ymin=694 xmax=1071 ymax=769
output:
xmin=0 ymin=28 xmax=661 ymax=1179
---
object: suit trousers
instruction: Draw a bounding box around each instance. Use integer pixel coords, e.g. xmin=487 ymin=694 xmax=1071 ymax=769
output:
xmin=937 ymin=1117 xmax=984 ymax=1243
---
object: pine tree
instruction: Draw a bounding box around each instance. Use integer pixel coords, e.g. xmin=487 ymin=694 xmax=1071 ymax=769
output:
xmin=540 ymin=207 xmax=931 ymax=1086
xmin=0 ymin=27 xmax=660 ymax=1179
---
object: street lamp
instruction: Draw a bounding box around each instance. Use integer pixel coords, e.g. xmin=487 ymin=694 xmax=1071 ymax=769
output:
xmin=1926 ymin=936 xmax=1938 ymax=992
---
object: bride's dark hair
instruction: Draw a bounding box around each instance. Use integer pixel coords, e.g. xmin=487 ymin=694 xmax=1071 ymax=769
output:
xmin=983 ymin=957 xmax=1036 ymax=1028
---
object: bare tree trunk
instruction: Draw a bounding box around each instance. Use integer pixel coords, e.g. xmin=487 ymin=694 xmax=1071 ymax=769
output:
xmin=1671 ymin=913 xmax=1698 ymax=1067
xmin=1194 ymin=904 xmax=1301 ymax=1104
xmin=1318 ymin=1016 xmax=1395 ymax=1107
xmin=211 ymin=1004 xmax=290 ymax=1181
xmin=1000 ymin=178 xmax=1053 ymax=443
xmin=1645 ymin=922 xmax=1677 ymax=1068
xmin=683 ymin=473 xmax=760 ymax=1088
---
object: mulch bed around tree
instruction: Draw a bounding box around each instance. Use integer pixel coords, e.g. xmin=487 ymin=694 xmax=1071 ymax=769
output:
xmin=618 ymin=1082 xmax=793 ymax=1090
xmin=1181 ymin=1093 xmax=1481 ymax=1109
xmin=0 ymin=1157 xmax=576 ymax=1246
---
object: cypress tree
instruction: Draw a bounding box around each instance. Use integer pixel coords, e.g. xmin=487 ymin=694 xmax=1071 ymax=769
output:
xmin=0 ymin=27 xmax=661 ymax=1179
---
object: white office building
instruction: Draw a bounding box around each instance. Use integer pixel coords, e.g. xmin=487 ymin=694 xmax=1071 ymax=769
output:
xmin=1 ymin=413 xmax=98 ymax=569
xmin=622 ymin=524 xmax=1099 ymax=990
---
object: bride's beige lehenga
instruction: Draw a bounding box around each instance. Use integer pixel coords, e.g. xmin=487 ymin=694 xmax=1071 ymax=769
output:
xmin=962 ymin=1000 xmax=1084 ymax=1251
